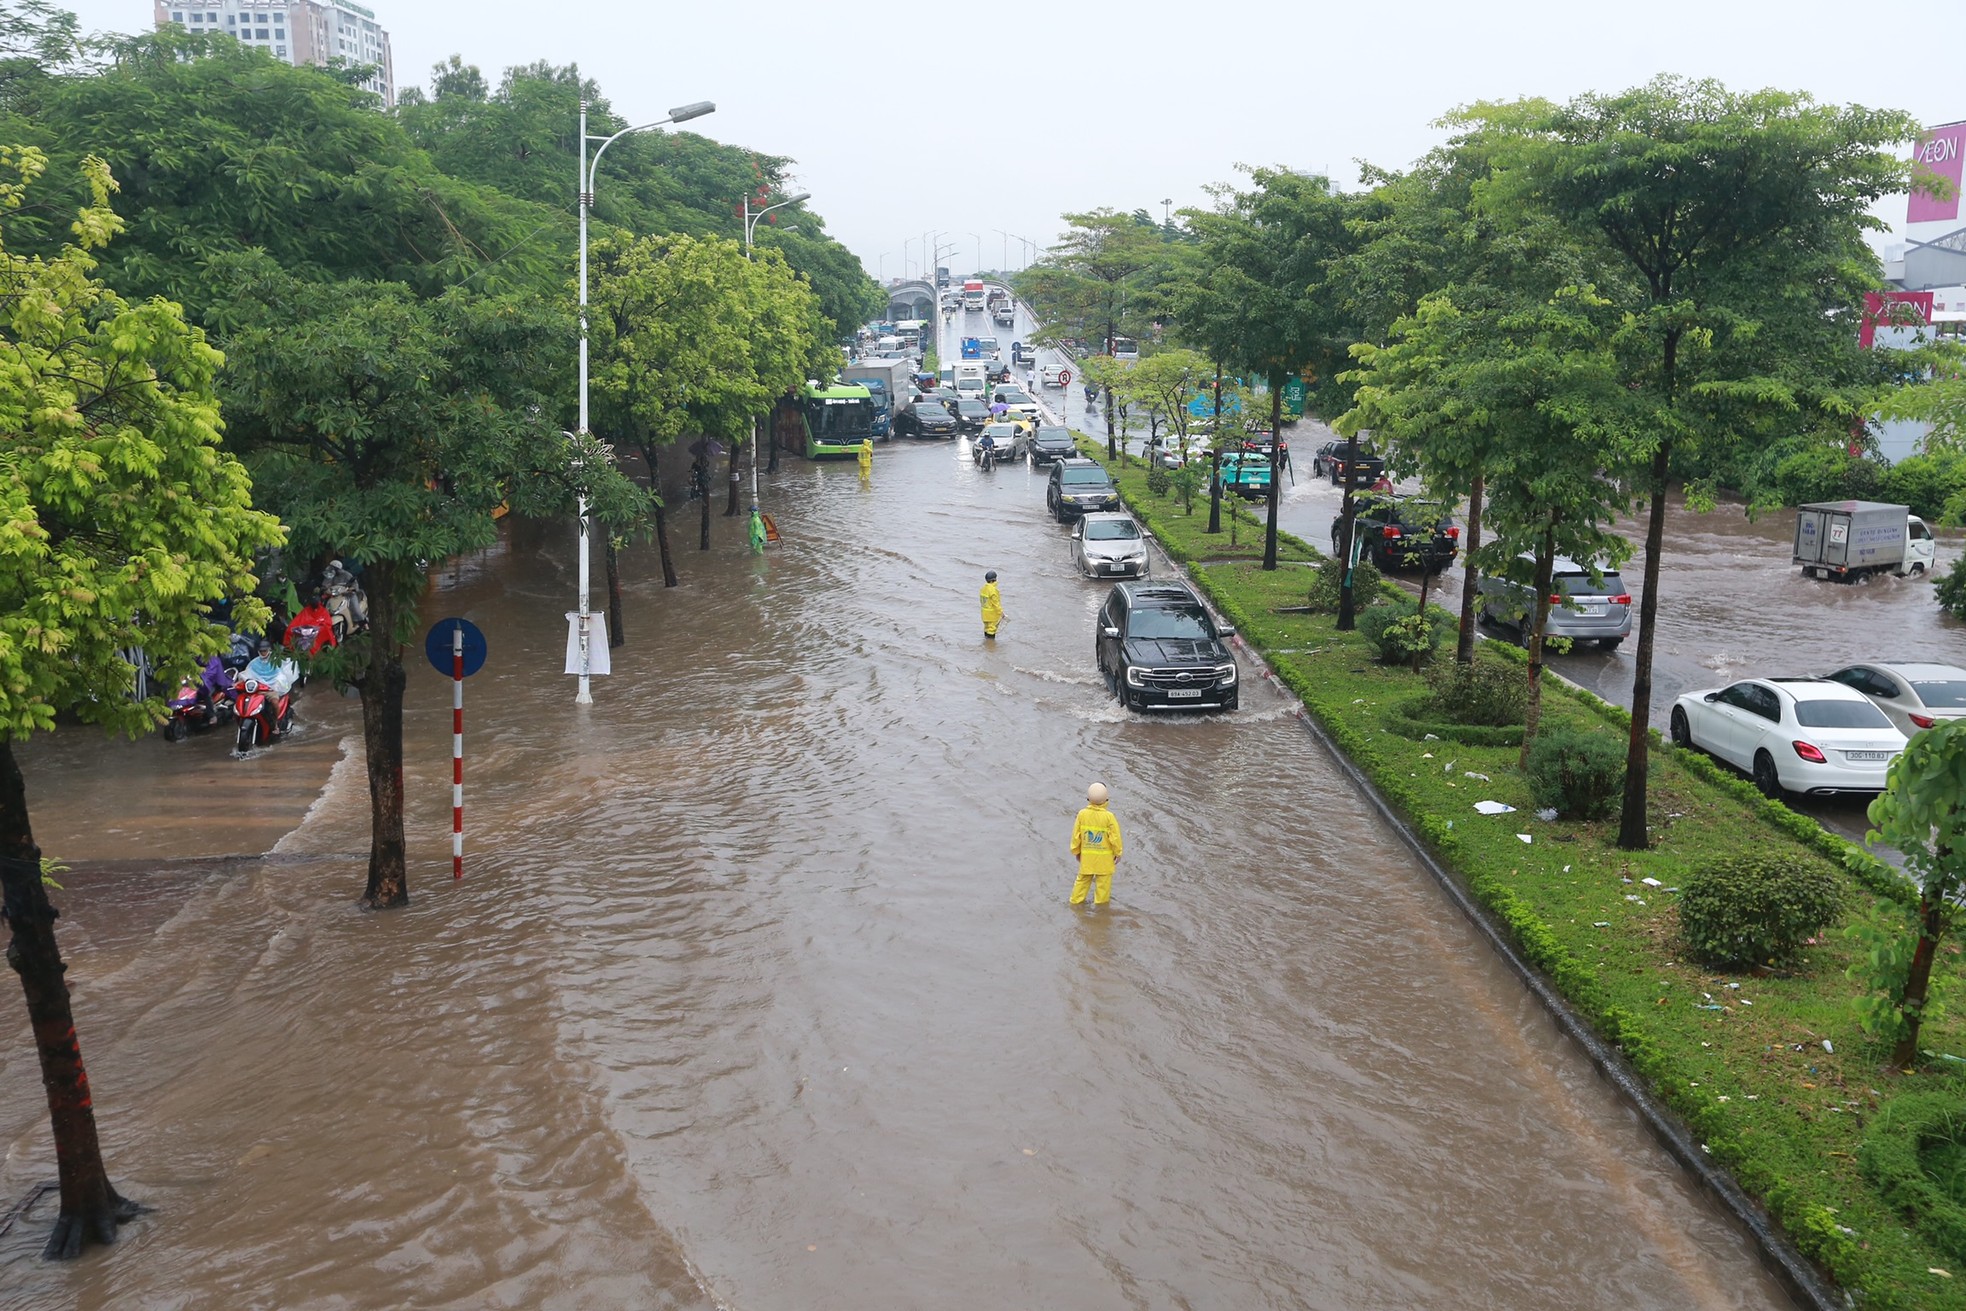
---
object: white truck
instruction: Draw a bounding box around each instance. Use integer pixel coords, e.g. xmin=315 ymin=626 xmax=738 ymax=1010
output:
xmin=1793 ymin=500 xmax=1937 ymax=581
xmin=953 ymin=361 xmax=989 ymax=402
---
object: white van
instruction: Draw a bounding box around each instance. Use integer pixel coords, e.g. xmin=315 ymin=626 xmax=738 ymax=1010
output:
xmin=953 ymin=362 xmax=989 ymax=401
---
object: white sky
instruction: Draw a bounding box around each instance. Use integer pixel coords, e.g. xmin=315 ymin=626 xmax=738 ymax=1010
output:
xmin=68 ymin=0 xmax=1940 ymax=278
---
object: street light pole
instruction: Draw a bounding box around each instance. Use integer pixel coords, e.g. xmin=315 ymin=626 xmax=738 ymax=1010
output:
xmin=576 ymin=96 xmax=715 ymax=704
xmin=968 ymin=231 xmax=982 ymax=274
xmin=741 ymin=190 xmax=810 ymax=508
xmin=1162 ymin=197 xmax=1172 ymax=228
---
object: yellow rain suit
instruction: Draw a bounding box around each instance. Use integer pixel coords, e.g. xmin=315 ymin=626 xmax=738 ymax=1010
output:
xmin=858 ymin=438 xmax=874 ymax=478
xmin=979 ymin=580 xmax=1004 ymax=638
xmin=1069 ymin=802 xmax=1123 ymax=905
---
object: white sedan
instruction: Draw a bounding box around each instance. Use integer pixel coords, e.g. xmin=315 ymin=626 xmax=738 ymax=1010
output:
xmin=1040 ymin=364 xmax=1069 ymax=388
xmin=1821 ymin=662 xmax=1966 ymax=737
xmin=1669 ymin=677 xmax=1906 ymax=798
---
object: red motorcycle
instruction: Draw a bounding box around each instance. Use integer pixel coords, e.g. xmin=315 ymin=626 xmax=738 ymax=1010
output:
xmin=233 ymin=676 xmax=294 ymax=752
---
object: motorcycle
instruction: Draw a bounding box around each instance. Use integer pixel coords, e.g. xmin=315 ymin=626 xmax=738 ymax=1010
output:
xmin=320 ymin=563 xmax=369 ymax=643
xmin=233 ymin=674 xmax=295 ymax=752
xmin=162 ymin=663 xmax=235 ymax=741
xmin=978 ymin=441 xmax=998 ymax=472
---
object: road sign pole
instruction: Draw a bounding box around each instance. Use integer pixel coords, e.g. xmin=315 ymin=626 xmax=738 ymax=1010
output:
xmin=452 ymin=624 xmax=464 ymax=881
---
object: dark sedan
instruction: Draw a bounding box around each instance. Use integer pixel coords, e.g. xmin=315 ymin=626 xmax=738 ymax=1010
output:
xmin=1026 ymin=425 xmax=1077 ymax=466
xmin=954 ymin=398 xmax=992 ymax=433
xmin=894 ymin=398 xmax=959 ymax=439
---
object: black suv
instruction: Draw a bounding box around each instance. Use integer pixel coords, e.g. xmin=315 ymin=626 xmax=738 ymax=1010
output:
xmin=1310 ymin=438 xmax=1385 ymax=487
xmin=1096 ymin=581 xmax=1239 ymax=712
xmin=894 ymin=398 xmax=958 ymax=439
xmin=1332 ymin=493 xmax=1460 ymax=573
xmin=1027 ymin=426 xmax=1077 ymax=466
xmin=1047 ymin=458 xmax=1120 ymax=520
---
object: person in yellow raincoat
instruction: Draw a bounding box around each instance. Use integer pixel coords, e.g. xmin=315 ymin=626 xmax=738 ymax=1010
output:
xmin=979 ymin=570 xmax=1003 ymax=639
xmin=1070 ymin=782 xmax=1122 ymax=907
xmin=857 ymin=438 xmax=873 ymax=479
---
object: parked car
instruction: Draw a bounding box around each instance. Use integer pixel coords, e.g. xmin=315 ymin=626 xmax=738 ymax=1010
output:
xmin=1095 ymin=580 xmax=1239 ymax=713
xmin=1476 ymin=555 xmax=1631 ymax=649
xmin=1310 ymin=438 xmax=1385 ymax=487
xmin=893 ymin=398 xmax=959 ymax=439
xmin=953 ymin=398 xmax=992 ymax=433
xmin=1040 ymin=364 xmax=1069 ymax=388
xmin=978 ymin=420 xmax=1031 ymax=460
xmin=1047 ymin=458 xmax=1121 ymax=520
xmin=1670 ymin=676 xmax=1905 ymax=798
xmin=1334 ymin=493 xmax=1460 ymax=574
xmin=1027 ymin=426 xmax=1077 ymax=466
xmin=1072 ymin=513 xmax=1150 ymax=579
xmin=1217 ymin=451 xmax=1272 ymax=500
xmin=1821 ymin=662 xmax=1966 ymax=736
xmin=992 ymin=385 xmax=1041 ymax=420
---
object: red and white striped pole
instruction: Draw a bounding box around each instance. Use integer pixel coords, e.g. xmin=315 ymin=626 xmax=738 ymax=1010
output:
xmin=451 ymin=623 xmax=464 ymax=881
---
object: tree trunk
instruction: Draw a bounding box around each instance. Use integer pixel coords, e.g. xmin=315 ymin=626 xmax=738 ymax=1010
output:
xmin=1336 ymin=428 xmax=1362 ymax=632
xmin=1104 ymin=320 xmax=1118 ymax=461
xmin=1262 ymin=382 xmax=1282 ymax=571
xmin=724 ymin=436 xmax=743 ymax=518
xmin=1618 ymin=443 xmax=1672 ymax=850
xmin=652 ymin=497 xmax=680 ymax=588
xmin=1520 ymin=528 xmax=1557 ymax=769
xmin=1413 ymin=564 xmax=1433 ymax=675
xmin=605 ymin=536 xmax=624 ymax=648
xmin=359 ymin=572 xmax=409 ymax=909
xmin=0 ymin=741 xmax=142 ymax=1259
xmin=1456 ymin=475 xmax=1485 ymax=665
xmin=1892 ymin=893 xmax=1946 ymax=1068
xmin=1207 ymin=363 xmax=1224 ymax=535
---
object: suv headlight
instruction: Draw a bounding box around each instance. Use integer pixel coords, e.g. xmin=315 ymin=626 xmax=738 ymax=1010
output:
xmin=1126 ymin=665 xmax=1147 ymax=688
xmin=1215 ymin=663 xmax=1237 ymax=685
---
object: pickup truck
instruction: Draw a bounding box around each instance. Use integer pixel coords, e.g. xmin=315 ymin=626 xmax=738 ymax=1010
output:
xmin=1311 ymin=438 xmax=1386 ymax=488
xmin=1333 ymin=493 xmax=1460 ymax=573
xmin=1217 ymin=452 xmax=1272 ymax=500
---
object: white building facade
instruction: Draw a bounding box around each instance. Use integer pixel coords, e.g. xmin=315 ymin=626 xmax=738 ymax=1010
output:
xmin=154 ymin=0 xmax=394 ymax=106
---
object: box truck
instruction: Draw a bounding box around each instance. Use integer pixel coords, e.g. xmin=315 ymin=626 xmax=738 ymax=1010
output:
xmin=1793 ymin=500 xmax=1937 ymax=581
xmin=841 ymin=357 xmax=913 ymax=439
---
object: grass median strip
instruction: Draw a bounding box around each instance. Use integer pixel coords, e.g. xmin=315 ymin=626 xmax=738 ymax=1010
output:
xmin=1082 ymin=437 xmax=1966 ymax=1310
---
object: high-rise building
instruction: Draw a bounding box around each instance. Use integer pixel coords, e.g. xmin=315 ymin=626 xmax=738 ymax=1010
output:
xmin=154 ymin=0 xmax=394 ymax=107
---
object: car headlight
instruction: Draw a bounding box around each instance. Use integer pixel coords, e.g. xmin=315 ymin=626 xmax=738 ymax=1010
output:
xmin=1216 ymin=663 xmax=1237 ymax=685
xmin=1126 ymin=666 xmax=1147 ymax=687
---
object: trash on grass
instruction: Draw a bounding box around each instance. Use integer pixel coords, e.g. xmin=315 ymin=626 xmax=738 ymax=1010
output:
xmin=1641 ymin=877 xmax=1662 ymax=888
xmin=1473 ymin=800 xmax=1515 ymax=815
xmin=1464 ymin=771 xmax=1490 ymax=781
xmin=1535 ymin=807 xmax=1559 ymax=821
xmin=1517 ymin=834 xmax=1532 ymax=844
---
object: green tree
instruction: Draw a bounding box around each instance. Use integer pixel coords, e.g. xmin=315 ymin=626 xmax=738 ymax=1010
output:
xmin=0 ymin=148 xmax=282 ymax=1256
xmin=1857 ymin=720 xmax=1966 ymax=1068
xmin=1112 ymin=347 xmax=1206 ymax=455
xmin=208 ymin=256 xmax=643 ymax=907
xmin=1463 ymin=77 xmax=1920 ymax=849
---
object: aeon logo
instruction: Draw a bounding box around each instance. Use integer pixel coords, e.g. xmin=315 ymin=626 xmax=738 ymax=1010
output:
xmin=1918 ymin=135 xmax=1962 ymax=165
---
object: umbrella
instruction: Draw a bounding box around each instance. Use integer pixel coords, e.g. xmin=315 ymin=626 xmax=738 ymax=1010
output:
xmin=688 ymin=437 xmax=727 ymax=460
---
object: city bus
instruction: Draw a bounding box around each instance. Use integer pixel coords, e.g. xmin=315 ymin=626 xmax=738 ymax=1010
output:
xmin=775 ymin=383 xmax=876 ymax=459
xmin=1111 ymin=336 xmax=1140 ymax=361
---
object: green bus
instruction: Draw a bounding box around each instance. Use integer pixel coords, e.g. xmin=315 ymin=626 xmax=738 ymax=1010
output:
xmin=774 ymin=383 xmax=876 ymax=459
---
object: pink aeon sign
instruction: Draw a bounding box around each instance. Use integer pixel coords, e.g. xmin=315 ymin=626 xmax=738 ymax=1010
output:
xmin=1910 ymin=121 xmax=1966 ymax=224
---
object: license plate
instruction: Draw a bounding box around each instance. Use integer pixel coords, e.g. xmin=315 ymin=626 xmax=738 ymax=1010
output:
xmin=1167 ymin=688 xmax=1203 ymax=699
xmin=1579 ymin=604 xmax=1605 ymax=616
xmin=1846 ymin=750 xmax=1892 ymax=762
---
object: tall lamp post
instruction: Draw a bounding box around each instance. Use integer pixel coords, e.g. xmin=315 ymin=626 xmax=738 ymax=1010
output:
xmin=576 ymin=96 xmax=715 ymax=704
xmin=741 ymin=190 xmax=810 ymax=506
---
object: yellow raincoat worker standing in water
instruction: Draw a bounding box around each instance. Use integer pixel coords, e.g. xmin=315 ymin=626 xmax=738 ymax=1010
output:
xmin=1070 ymin=782 xmax=1123 ymax=907
xmin=858 ymin=438 xmax=873 ymax=478
xmin=979 ymin=570 xmax=1003 ymax=639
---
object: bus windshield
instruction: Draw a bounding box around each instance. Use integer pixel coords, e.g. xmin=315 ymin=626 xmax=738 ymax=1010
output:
xmin=806 ymin=397 xmax=874 ymax=440
xmin=1112 ymin=336 xmax=1140 ymax=360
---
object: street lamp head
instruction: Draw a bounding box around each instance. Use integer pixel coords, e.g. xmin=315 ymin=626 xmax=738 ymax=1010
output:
xmin=667 ymin=100 xmax=716 ymax=124
xmin=783 ymin=191 xmax=812 ymax=205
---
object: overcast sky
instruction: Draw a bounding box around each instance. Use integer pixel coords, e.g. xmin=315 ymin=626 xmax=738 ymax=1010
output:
xmin=69 ymin=1 xmax=1946 ymax=279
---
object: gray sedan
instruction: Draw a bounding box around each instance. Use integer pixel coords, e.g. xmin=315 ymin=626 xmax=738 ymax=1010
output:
xmin=1822 ymin=662 xmax=1966 ymax=736
xmin=1072 ymin=513 xmax=1150 ymax=579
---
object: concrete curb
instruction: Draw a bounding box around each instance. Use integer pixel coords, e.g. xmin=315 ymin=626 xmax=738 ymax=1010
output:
xmin=1144 ymin=546 xmax=1850 ymax=1311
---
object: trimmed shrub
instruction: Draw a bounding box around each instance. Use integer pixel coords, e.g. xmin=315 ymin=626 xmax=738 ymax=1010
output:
xmin=1882 ymin=449 xmax=1966 ymax=523
xmin=1524 ymin=724 xmax=1625 ymax=820
xmin=1357 ymin=601 xmax=1454 ymax=665
xmin=1145 ymin=463 xmax=1171 ymax=497
xmin=1424 ymin=657 xmax=1528 ymax=727
xmin=1305 ymin=554 xmax=1383 ymax=614
xmin=1678 ymin=851 xmax=1842 ymax=969
xmin=1386 ymin=694 xmax=1525 ymax=746
xmin=1769 ymin=444 xmax=1886 ymax=506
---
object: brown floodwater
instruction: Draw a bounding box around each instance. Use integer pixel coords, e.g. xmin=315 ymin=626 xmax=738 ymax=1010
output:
xmin=1 ymin=415 xmax=1794 ymax=1307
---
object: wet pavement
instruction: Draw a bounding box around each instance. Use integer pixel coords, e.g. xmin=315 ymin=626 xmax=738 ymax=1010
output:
xmin=0 ymin=313 xmax=1795 ymax=1308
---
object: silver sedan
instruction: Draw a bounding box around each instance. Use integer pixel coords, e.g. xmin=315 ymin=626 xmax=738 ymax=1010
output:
xmin=1821 ymin=662 xmax=1966 ymax=737
xmin=1071 ymin=514 xmax=1150 ymax=579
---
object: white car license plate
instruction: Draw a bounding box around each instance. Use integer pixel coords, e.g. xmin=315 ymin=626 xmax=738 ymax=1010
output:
xmin=1845 ymin=750 xmax=1891 ymax=762
xmin=1167 ymin=688 xmax=1203 ymax=699
xmin=1579 ymin=604 xmax=1605 ymax=616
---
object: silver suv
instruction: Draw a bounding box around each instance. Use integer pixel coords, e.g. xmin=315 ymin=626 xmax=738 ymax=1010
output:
xmin=1477 ymin=556 xmax=1632 ymax=650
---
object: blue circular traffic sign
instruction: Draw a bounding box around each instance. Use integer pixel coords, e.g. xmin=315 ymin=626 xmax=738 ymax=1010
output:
xmin=425 ymin=617 xmax=487 ymax=678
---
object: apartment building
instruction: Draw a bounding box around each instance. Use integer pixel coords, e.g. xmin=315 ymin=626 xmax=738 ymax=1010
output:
xmin=154 ymin=0 xmax=395 ymax=106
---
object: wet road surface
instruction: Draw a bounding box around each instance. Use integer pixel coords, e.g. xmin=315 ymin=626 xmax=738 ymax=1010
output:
xmin=3 ymin=353 xmax=1792 ymax=1307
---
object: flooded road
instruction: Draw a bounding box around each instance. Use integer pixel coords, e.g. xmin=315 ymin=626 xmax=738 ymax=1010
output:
xmin=3 ymin=394 xmax=1793 ymax=1306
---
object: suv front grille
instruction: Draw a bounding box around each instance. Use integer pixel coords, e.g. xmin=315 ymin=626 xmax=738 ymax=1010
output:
xmin=1139 ymin=668 xmax=1222 ymax=689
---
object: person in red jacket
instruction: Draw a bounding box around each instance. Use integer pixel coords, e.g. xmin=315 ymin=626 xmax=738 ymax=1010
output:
xmin=284 ymin=593 xmax=338 ymax=657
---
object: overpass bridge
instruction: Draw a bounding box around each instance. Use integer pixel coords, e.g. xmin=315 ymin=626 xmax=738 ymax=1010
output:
xmin=884 ymin=277 xmax=1013 ymax=321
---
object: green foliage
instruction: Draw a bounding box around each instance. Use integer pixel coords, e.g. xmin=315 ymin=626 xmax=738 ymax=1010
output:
xmin=1385 ymin=693 xmax=1525 ymax=746
xmin=1424 ymin=657 xmax=1528 ymax=726
xmin=1357 ymin=600 xmax=1453 ymax=665
xmin=1883 ymin=449 xmax=1966 ymax=524
xmin=1524 ymin=724 xmax=1626 ymax=820
xmin=1145 ymin=462 xmax=1171 ymax=497
xmin=1678 ymin=852 xmax=1843 ymax=969
xmin=0 ymin=147 xmax=282 ymax=739
xmin=1860 ymin=1090 xmax=1966 ymax=1265
xmin=1848 ymin=906 xmax=1926 ymax=1045
xmin=1766 ymin=441 xmax=1886 ymax=506
xmin=1305 ymin=553 xmax=1382 ymax=613
xmin=1168 ymin=460 xmax=1204 ymax=513
xmin=1938 ymin=554 xmax=1966 ymax=622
